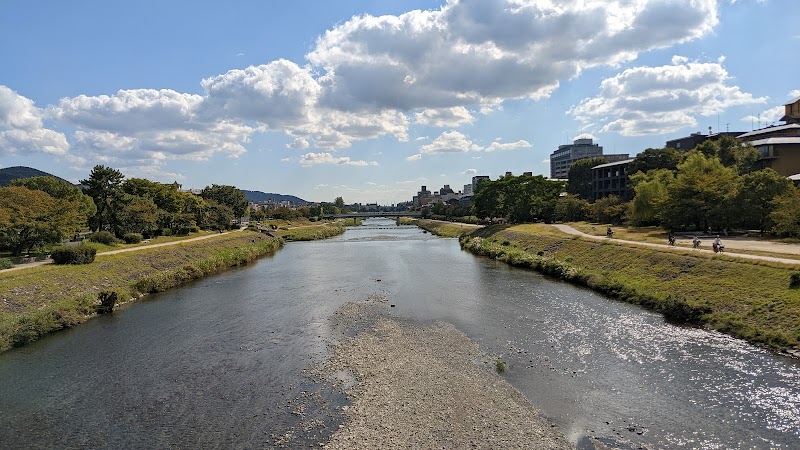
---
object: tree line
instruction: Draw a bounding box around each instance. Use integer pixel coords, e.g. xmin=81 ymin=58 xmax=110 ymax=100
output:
xmin=471 ymin=135 xmax=800 ymax=237
xmin=0 ymin=165 xmax=249 ymax=255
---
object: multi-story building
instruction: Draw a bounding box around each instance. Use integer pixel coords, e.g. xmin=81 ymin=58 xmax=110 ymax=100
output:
xmin=591 ymin=159 xmax=635 ymax=200
xmin=471 ymin=176 xmax=490 ymax=194
xmin=550 ymin=138 xmax=629 ymax=179
xmin=738 ymin=123 xmax=800 ymax=176
xmin=665 ymin=131 xmax=745 ymax=151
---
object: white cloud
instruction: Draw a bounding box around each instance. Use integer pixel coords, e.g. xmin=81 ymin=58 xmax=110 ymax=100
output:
xmin=406 ymin=153 xmax=422 ymax=161
xmin=287 ymin=137 xmax=310 ymax=149
xmin=415 ymin=107 xmax=474 ymax=127
xmin=741 ymin=106 xmax=784 ymax=126
xmin=573 ymin=133 xmax=597 ymax=141
xmin=281 ymin=157 xmax=292 ymax=162
xmin=420 ymin=130 xmax=482 ymax=154
xmin=484 ymin=139 xmax=531 ymax=152
xmin=299 ymin=151 xmax=378 ymax=167
xmin=0 ymin=85 xmax=69 ymax=156
xmin=463 ymin=168 xmax=478 ymax=175
xmin=571 ymin=56 xmax=766 ymax=136
xmin=309 ymin=0 xmax=719 ymax=111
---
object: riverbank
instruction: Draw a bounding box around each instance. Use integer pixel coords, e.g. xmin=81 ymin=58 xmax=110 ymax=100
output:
xmin=460 ymin=224 xmax=800 ymax=353
xmin=316 ymin=297 xmax=574 ymax=449
xmin=0 ymin=231 xmax=282 ymax=352
xmin=274 ymin=220 xmax=346 ymax=241
xmin=400 ymin=218 xmax=481 ymax=237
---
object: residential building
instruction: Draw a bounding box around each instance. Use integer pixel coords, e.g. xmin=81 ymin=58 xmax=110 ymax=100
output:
xmin=781 ymin=96 xmax=800 ymax=124
xmin=591 ymin=159 xmax=635 ymax=201
xmin=665 ymin=131 xmax=745 ymax=151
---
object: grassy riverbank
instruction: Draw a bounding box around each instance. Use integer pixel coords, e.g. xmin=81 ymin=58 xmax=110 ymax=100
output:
xmin=460 ymin=224 xmax=800 ymax=352
xmin=400 ymin=218 xmax=480 ymax=237
xmin=269 ymin=219 xmax=344 ymax=241
xmin=0 ymin=231 xmax=282 ymax=352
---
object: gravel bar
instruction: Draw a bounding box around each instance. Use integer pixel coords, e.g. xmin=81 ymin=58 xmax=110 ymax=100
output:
xmin=317 ymin=296 xmax=574 ymax=449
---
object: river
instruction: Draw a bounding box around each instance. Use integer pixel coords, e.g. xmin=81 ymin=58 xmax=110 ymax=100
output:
xmin=1 ymin=218 xmax=798 ymax=449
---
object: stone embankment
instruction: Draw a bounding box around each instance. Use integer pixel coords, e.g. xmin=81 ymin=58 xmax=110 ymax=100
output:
xmin=316 ymin=296 xmax=573 ymax=449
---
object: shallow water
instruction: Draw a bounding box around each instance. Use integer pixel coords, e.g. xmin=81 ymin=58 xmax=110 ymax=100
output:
xmin=1 ymin=218 xmax=798 ymax=448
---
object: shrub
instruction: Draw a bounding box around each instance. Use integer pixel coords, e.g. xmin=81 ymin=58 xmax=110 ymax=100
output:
xmin=50 ymin=245 xmax=97 ymax=265
xmin=122 ymin=233 xmax=143 ymax=244
xmin=791 ymin=272 xmax=800 ymax=288
xmin=0 ymin=257 xmax=13 ymax=270
xmin=495 ymin=358 xmax=506 ymax=373
xmin=96 ymin=291 xmax=118 ymax=314
xmin=89 ymin=231 xmax=118 ymax=245
xmin=161 ymin=228 xmax=173 ymax=236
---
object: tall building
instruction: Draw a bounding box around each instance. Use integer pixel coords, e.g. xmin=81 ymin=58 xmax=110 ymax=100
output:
xmin=471 ymin=175 xmax=490 ymax=194
xmin=550 ymin=138 xmax=607 ymax=179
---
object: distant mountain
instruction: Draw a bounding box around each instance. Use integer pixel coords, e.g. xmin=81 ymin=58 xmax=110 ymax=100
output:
xmin=242 ymin=190 xmax=308 ymax=204
xmin=0 ymin=166 xmax=72 ymax=187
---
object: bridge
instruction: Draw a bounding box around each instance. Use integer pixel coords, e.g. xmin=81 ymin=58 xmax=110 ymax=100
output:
xmin=322 ymin=211 xmax=422 ymax=219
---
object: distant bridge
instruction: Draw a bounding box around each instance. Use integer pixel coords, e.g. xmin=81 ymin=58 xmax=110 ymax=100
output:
xmin=322 ymin=211 xmax=422 ymax=219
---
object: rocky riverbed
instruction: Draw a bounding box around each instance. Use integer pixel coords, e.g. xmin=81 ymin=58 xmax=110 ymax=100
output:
xmin=314 ymin=294 xmax=574 ymax=449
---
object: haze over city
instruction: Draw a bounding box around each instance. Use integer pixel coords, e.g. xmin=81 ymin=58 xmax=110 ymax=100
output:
xmin=1 ymin=0 xmax=798 ymax=204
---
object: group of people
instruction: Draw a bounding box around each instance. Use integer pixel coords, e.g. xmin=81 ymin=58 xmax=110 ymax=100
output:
xmin=674 ymin=234 xmax=724 ymax=253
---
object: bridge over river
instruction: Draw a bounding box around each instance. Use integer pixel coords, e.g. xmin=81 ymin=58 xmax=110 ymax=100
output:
xmin=322 ymin=211 xmax=422 ymax=219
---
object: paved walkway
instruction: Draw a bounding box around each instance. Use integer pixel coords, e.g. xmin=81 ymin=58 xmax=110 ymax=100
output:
xmin=551 ymin=224 xmax=800 ymax=266
xmin=2 ymin=228 xmax=247 ymax=273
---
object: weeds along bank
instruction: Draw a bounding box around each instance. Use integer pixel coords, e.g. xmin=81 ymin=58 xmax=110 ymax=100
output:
xmin=460 ymin=225 xmax=800 ymax=353
xmin=401 ymin=218 xmax=478 ymax=238
xmin=0 ymin=232 xmax=282 ymax=353
xmin=277 ymin=221 xmax=345 ymax=241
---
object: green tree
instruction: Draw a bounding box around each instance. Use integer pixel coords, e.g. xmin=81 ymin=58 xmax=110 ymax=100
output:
xmin=566 ymin=157 xmax=606 ymax=199
xmin=662 ymin=151 xmax=738 ymax=231
xmin=734 ymin=169 xmax=793 ymax=232
xmin=200 ymin=185 xmax=248 ymax=219
xmin=81 ymin=165 xmax=125 ymax=233
xmin=627 ymin=169 xmax=673 ymax=226
xmin=554 ymin=194 xmax=590 ymax=222
xmin=116 ymin=195 xmax=159 ymax=236
xmin=202 ymin=200 xmax=235 ymax=231
xmin=591 ymin=195 xmax=628 ymax=225
xmin=769 ymin=186 xmax=800 ymax=237
xmin=334 ymin=197 xmax=345 ymax=210
xmin=627 ymin=147 xmax=681 ymax=175
xmin=0 ymin=186 xmax=85 ymax=255
xmin=695 ymin=136 xmax=759 ymax=175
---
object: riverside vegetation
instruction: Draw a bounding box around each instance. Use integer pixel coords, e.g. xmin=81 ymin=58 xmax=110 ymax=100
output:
xmin=0 ymin=231 xmax=282 ymax=352
xmin=457 ymin=223 xmax=800 ymax=353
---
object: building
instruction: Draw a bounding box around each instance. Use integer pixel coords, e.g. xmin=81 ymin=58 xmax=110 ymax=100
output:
xmin=550 ymin=138 xmax=629 ymax=179
xmin=665 ymin=131 xmax=745 ymax=151
xmin=591 ymin=159 xmax=635 ymax=201
xmin=471 ymin=176 xmax=490 ymax=194
xmin=780 ymin=96 xmax=800 ymax=124
xmin=737 ymin=123 xmax=800 ymax=176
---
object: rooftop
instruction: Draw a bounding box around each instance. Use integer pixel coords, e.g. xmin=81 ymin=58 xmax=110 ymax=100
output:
xmin=737 ymin=124 xmax=800 ymax=139
xmin=591 ymin=158 xmax=636 ymax=169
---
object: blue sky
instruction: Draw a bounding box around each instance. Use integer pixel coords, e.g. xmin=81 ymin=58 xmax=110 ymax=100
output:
xmin=1 ymin=0 xmax=798 ymax=204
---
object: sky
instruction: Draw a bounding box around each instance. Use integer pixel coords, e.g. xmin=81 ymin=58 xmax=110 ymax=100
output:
xmin=1 ymin=0 xmax=798 ymax=205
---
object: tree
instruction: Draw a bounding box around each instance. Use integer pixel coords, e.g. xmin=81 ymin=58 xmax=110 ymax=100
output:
xmin=769 ymin=186 xmax=800 ymax=237
xmin=202 ymin=200 xmax=235 ymax=231
xmin=695 ymin=136 xmax=759 ymax=175
xmin=627 ymin=169 xmax=673 ymax=226
xmin=734 ymin=169 xmax=793 ymax=232
xmin=472 ymin=174 xmax=564 ymax=223
xmin=554 ymin=194 xmax=590 ymax=222
xmin=334 ymin=197 xmax=345 ymax=210
xmin=116 ymin=195 xmax=159 ymax=236
xmin=11 ymin=176 xmax=95 ymax=227
xmin=627 ymin=147 xmax=681 ymax=175
xmin=0 ymin=186 xmax=84 ymax=255
xmin=661 ymin=151 xmax=738 ymax=231
xmin=591 ymin=195 xmax=627 ymax=225
xmin=200 ymin=185 xmax=248 ymax=219
xmin=81 ymin=165 xmax=125 ymax=233
xmin=566 ymin=157 xmax=606 ymax=199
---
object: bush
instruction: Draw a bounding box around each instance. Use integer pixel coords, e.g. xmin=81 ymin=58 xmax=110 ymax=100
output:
xmin=0 ymin=257 xmax=13 ymax=270
xmin=50 ymin=245 xmax=97 ymax=265
xmin=122 ymin=233 xmax=143 ymax=244
xmin=791 ymin=272 xmax=800 ymax=288
xmin=161 ymin=228 xmax=173 ymax=236
xmin=96 ymin=291 xmax=118 ymax=314
xmin=89 ymin=231 xmax=118 ymax=245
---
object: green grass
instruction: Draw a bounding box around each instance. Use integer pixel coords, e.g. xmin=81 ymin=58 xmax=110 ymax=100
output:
xmin=461 ymin=225 xmax=800 ymax=352
xmin=277 ymin=221 xmax=345 ymax=241
xmin=0 ymin=231 xmax=282 ymax=352
xmin=405 ymin=218 xmax=481 ymax=238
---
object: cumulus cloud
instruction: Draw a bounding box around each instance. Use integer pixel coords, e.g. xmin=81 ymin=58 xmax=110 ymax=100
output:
xmin=571 ymin=56 xmax=766 ymax=136
xmin=415 ymin=107 xmax=474 ymax=127
xmin=484 ymin=139 xmax=531 ymax=152
xmin=406 ymin=153 xmax=422 ymax=161
xmin=420 ymin=131 xmax=482 ymax=155
xmin=299 ymin=152 xmax=378 ymax=167
xmin=741 ymin=90 xmax=800 ymax=126
xmin=573 ymin=133 xmax=597 ymax=141
xmin=0 ymin=85 xmax=69 ymax=156
xmin=309 ymin=0 xmax=719 ymax=111
xmin=463 ymin=168 xmax=478 ymax=175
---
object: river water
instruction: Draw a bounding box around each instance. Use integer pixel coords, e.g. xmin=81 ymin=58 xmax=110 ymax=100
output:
xmin=1 ymin=218 xmax=798 ymax=449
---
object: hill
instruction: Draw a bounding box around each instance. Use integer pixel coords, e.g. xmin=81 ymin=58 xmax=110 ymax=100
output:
xmin=242 ymin=190 xmax=308 ymax=204
xmin=0 ymin=166 xmax=71 ymax=187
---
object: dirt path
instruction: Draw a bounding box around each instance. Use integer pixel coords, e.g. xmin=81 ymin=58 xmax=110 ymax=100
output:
xmin=551 ymin=224 xmax=800 ymax=266
xmin=2 ymin=228 xmax=247 ymax=273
